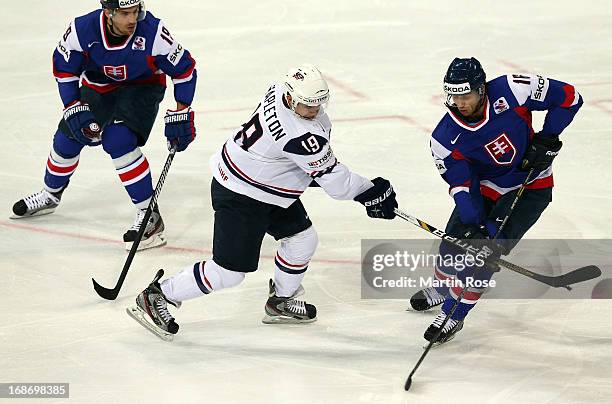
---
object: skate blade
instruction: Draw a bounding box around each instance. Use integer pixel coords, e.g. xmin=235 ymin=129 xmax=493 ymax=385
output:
xmin=423 ymin=337 xmax=454 ymax=349
xmin=125 ymin=233 xmax=167 ymax=251
xmin=10 ymin=207 xmax=56 ymax=220
xmin=126 ymin=306 xmax=174 ymax=342
xmin=262 ymin=314 xmax=317 ymax=324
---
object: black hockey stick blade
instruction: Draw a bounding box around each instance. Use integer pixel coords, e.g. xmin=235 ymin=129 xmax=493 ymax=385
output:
xmin=92 ymin=277 xmax=120 ymax=300
xmin=91 ymin=147 xmax=176 ymax=300
xmin=404 ymin=376 xmax=412 ymax=391
xmin=550 ymin=265 xmax=601 ymax=288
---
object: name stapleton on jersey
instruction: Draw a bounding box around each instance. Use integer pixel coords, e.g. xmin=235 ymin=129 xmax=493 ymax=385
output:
xmin=263 ymin=85 xmax=286 ymax=141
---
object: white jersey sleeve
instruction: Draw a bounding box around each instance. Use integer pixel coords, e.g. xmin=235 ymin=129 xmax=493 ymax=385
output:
xmin=505 ymin=73 xmax=550 ymax=105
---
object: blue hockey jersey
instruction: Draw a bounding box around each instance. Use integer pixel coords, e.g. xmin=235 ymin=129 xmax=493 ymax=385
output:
xmin=430 ymin=73 xmax=583 ymax=226
xmin=52 ymin=9 xmax=197 ymax=107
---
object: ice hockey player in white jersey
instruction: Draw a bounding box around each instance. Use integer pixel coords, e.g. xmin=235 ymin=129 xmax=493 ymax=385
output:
xmin=126 ymin=64 xmax=398 ymax=340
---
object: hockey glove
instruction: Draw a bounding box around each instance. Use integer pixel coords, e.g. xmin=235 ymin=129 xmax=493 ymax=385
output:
xmin=521 ymin=134 xmax=562 ymax=171
xmin=354 ymin=177 xmax=398 ymax=219
xmin=453 ymin=223 xmax=503 ymax=269
xmin=164 ymin=107 xmax=196 ymax=152
xmin=63 ymin=101 xmax=102 ymax=146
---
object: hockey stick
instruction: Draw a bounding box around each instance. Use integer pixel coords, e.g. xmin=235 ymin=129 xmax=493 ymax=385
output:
xmin=394 ymin=208 xmax=601 ymax=290
xmin=401 ymin=170 xmax=600 ymax=391
xmin=403 ymin=170 xmax=532 ymax=391
xmin=92 ymin=147 xmax=177 ymax=300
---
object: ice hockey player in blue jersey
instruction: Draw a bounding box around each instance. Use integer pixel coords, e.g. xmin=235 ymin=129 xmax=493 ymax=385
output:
xmin=126 ymin=64 xmax=398 ymax=340
xmin=409 ymin=57 xmax=583 ymax=344
xmin=11 ymin=0 xmax=198 ymax=251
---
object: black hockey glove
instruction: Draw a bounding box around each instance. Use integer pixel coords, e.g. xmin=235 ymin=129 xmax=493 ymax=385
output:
xmin=164 ymin=107 xmax=196 ymax=152
xmin=354 ymin=177 xmax=398 ymax=219
xmin=453 ymin=223 xmax=503 ymax=268
xmin=521 ymin=134 xmax=562 ymax=171
xmin=63 ymin=101 xmax=102 ymax=146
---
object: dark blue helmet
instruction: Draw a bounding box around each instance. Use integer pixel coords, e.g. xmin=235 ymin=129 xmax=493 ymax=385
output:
xmin=100 ymin=0 xmax=146 ymax=21
xmin=443 ymin=57 xmax=486 ymax=96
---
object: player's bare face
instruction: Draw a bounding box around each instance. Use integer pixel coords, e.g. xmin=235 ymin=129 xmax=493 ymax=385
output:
xmin=294 ymin=103 xmax=320 ymax=120
xmin=452 ymin=91 xmax=481 ymax=117
xmin=107 ymin=7 xmax=139 ymax=36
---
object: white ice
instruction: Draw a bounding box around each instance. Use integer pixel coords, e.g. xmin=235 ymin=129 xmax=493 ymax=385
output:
xmin=1 ymin=1 xmax=612 ymax=403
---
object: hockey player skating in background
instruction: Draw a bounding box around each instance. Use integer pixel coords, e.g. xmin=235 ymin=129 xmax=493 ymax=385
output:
xmin=409 ymin=57 xmax=582 ymax=344
xmin=127 ymin=64 xmax=398 ymax=340
xmin=11 ymin=0 xmax=197 ymax=251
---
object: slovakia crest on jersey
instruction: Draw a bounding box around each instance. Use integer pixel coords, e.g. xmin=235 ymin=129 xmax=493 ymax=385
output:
xmin=493 ymin=97 xmax=509 ymax=114
xmin=103 ymin=65 xmax=127 ymax=81
xmin=132 ymin=36 xmax=146 ymax=51
xmin=485 ymin=133 xmax=516 ymax=165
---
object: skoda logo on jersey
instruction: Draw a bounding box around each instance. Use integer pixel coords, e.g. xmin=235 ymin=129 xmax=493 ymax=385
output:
xmin=484 ymin=133 xmax=517 ymax=166
xmin=103 ymin=65 xmax=128 ymax=81
xmin=132 ymin=36 xmax=146 ymax=51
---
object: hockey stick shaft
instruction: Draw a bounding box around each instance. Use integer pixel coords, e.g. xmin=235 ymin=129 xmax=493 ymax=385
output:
xmin=404 ymin=171 xmax=534 ymax=390
xmin=92 ymin=148 xmax=177 ymax=300
xmin=393 ymin=208 xmax=600 ymax=288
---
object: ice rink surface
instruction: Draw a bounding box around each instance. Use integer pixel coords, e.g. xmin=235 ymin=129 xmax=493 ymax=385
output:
xmin=2 ymin=1 xmax=612 ymax=403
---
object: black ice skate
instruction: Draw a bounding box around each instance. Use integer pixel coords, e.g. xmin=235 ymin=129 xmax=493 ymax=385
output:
xmin=263 ymin=279 xmax=317 ymax=324
xmin=423 ymin=310 xmax=464 ymax=347
xmin=126 ymin=269 xmax=181 ymax=341
xmin=123 ymin=205 xmax=166 ymax=251
xmin=11 ymin=184 xmax=68 ymax=219
xmin=409 ymin=287 xmax=445 ymax=311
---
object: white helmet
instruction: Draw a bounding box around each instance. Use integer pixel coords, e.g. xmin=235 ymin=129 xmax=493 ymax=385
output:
xmin=284 ymin=64 xmax=330 ymax=110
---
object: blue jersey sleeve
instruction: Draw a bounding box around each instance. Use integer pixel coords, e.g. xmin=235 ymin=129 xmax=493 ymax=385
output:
xmin=505 ymin=74 xmax=583 ymax=137
xmin=431 ymin=127 xmax=484 ymax=225
xmin=52 ymin=19 xmax=86 ymax=106
xmin=150 ymin=20 xmax=197 ymax=106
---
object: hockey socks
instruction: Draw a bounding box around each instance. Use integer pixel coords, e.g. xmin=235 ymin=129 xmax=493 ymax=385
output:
xmin=160 ymin=261 xmax=245 ymax=302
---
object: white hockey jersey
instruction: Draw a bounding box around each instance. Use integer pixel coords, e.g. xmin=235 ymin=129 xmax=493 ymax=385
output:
xmin=210 ymin=83 xmax=373 ymax=208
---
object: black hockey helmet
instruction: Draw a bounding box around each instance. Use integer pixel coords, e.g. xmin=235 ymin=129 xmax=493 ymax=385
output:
xmin=100 ymin=0 xmax=146 ymax=21
xmin=443 ymin=57 xmax=486 ymax=96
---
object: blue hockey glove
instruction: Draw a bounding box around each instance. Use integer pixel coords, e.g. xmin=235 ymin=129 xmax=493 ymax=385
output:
xmin=354 ymin=177 xmax=398 ymax=219
xmin=164 ymin=107 xmax=196 ymax=152
xmin=63 ymin=101 xmax=102 ymax=146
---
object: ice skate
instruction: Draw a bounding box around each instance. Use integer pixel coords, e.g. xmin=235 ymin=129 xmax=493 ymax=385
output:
xmin=409 ymin=287 xmax=445 ymax=311
xmin=123 ymin=205 xmax=166 ymax=251
xmin=423 ymin=310 xmax=464 ymax=347
xmin=262 ymin=279 xmax=317 ymax=324
xmin=126 ymin=269 xmax=181 ymax=342
xmin=11 ymin=184 xmax=67 ymax=219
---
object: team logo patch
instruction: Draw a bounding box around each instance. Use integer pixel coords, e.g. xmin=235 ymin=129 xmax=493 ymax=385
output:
xmin=132 ymin=36 xmax=146 ymax=50
xmin=103 ymin=65 xmax=127 ymax=81
xmin=484 ymin=133 xmax=516 ymax=166
xmin=493 ymin=97 xmax=509 ymax=114
xmin=293 ymin=72 xmax=305 ymax=80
